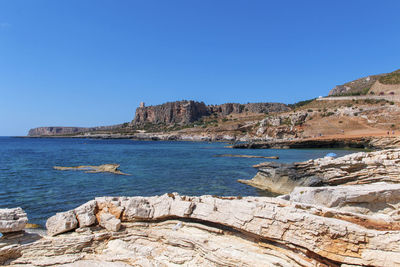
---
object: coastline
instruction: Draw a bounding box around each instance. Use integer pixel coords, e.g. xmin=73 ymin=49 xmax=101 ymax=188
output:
xmin=19 ymin=133 xmax=400 ymax=150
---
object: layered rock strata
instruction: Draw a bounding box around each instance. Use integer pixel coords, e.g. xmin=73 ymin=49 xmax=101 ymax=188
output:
xmin=3 ymin=185 xmax=400 ymax=266
xmin=208 ymin=102 xmax=289 ymax=116
xmin=239 ymin=148 xmax=400 ymax=194
xmin=132 ymin=101 xmax=289 ymax=126
xmin=0 ymin=208 xmax=28 ymax=233
xmin=132 ymin=100 xmax=210 ymax=126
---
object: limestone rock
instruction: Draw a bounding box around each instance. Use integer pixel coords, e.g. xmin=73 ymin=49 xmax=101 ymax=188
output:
xmin=7 ymin=185 xmax=400 ymax=266
xmin=28 ymin=124 xmax=124 ymax=137
xmin=98 ymin=213 xmax=121 ymax=232
xmin=74 ymin=200 xmax=97 ymax=228
xmin=132 ymin=100 xmax=289 ymax=127
xmin=289 ymin=182 xmax=400 ymax=211
xmin=46 ymin=210 xmax=78 ymax=236
xmin=0 ymin=208 xmax=28 ymax=233
xmin=239 ymin=148 xmax=400 ymax=194
xmin=95 ymin=197 xmax=124 ymax=221
xmin=133 ymin=100 xmax=210 ymax=126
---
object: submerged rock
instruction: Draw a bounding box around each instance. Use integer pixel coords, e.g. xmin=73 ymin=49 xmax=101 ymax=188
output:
xmin=239 ymin=148 xmax=400 ymax=194
xmin=0 ymin=208 xmax=28 ymax=233
xmin=54 ymin=164 xmax=130 ymax=175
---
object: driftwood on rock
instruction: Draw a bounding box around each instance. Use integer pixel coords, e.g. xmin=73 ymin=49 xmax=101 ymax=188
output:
xmin=53 ymin=164 xmax=130 ymax=175
xmin=2 ymin=184 xmax=400 ymax=266
xmin=239 ymin=148 xmax=400 ymax=194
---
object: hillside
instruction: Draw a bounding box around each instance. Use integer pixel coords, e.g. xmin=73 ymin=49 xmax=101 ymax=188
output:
xmin=329 ymin=68 xmax=400 ymax=96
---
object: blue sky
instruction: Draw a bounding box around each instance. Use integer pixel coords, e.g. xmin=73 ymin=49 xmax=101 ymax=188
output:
xmin=1 ymin=1 xmax=400 ymax=136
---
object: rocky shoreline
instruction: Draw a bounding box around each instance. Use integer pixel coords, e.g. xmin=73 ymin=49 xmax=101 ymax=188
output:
xmin=2 ymin=182 xmax=400 ymax=266
xmin=3 ymin=149 xmax=400 ymax=266
xmin=239 ymin=148 xmax=400 ymax=194
xmin=21 ymin=134 xmax=400 ymax=151
xmin=232 ymin=136 xmax=400 ymax=150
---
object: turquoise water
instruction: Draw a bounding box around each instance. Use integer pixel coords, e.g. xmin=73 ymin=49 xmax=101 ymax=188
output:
xmin=0 ymin=137 xmax=357 ymax=226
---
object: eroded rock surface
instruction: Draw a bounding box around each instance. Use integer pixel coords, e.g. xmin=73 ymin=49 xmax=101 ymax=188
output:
xmin=239 ymin=148 xmax=400 ymax=194
xmin=46 ymin=211 xmax=78 ymax=236
xmin=3 ymin=186 xmax=400 ymax=266
xmin=0 ymin=208 xmax=28 ymax=233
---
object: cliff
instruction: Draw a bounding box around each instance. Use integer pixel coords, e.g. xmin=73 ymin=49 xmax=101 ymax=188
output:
xmin=132 ymin=100 xmax=289 ymax=126
xmin=209 ymin=102 xmax=289 ymax=116
xmin=28 ymin=124 xmax=125 ymax=137
xmin=132 ymin=100 xmax=210 ymax=126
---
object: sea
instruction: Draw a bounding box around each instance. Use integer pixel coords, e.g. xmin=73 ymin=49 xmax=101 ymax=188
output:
xmin=0 ymin=137 xmax=359 ymax=226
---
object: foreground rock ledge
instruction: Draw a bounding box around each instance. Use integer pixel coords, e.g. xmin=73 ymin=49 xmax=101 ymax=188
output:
xmin=239 ymin=148 xmax=400 ymax=194
xmin=2 ymin=184 xmax=400 ymax=266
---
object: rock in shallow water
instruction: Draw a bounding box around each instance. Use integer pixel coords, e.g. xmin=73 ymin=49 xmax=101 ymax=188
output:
xmin=54 ymin=164 xmax=130 ymax=175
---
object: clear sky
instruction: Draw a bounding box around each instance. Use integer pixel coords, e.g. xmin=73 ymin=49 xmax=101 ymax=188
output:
xmin=1 ymin=1 xmax=400 ymax=136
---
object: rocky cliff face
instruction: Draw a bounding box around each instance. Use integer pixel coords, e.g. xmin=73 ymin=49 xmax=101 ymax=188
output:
xmin=209 ymin=102 xmax=289 ymax=116
xmin=132 ymin=100 xmax=210 ymax=126
xmin=132 ymin=101 xmax=289 ymax=126
xmin=28 ymin=127 xmax=87 ymax=136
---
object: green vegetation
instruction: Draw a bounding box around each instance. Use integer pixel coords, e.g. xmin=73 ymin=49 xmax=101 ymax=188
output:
xmin=321 ymin=112 xmax=335 ymax=117
xmin=335 ymin=86 xmax=371 ymax=96
xmin=379 ymin=71 xmax=400 ymax=84
xmin=288 ymin=98 xmax=316 ymax=109
xmin=280 ymin=118 xmax=292 ymax=126
xmin=364 ymin=98 xmax=387 ymax=104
